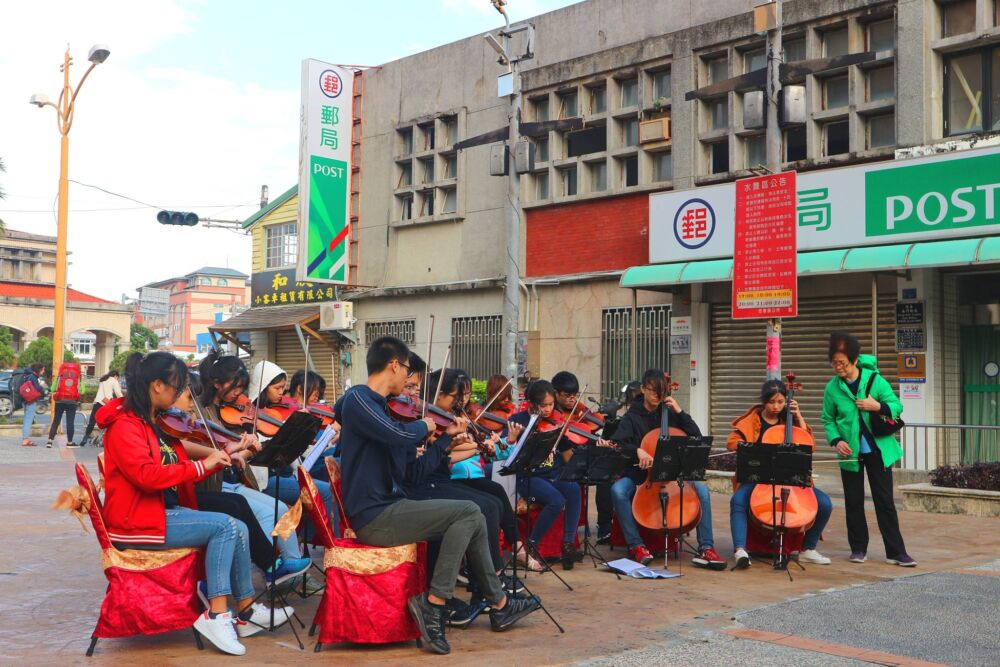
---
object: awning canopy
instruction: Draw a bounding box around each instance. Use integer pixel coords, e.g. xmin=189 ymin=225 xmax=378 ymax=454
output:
xmin=209 ymin=304 xmax=319 ymax=332
xmin=620 ymin=236 xmax=1000 ymax=290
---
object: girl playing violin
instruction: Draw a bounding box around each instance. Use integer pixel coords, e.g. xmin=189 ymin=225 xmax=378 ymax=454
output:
xmin=726 ymin=379 xmax=834 ymax=569
xmin=287 ymin=369 xmax=341 ymax=483
xmin=97 ymin=352 xmax=286 ymax=656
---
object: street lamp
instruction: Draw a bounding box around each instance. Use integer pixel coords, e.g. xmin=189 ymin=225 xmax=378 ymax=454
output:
xmin=30 ymin=44 xmax=110 ymax=379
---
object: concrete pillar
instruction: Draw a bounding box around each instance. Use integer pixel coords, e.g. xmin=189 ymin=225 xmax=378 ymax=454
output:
xmin=896 ymin=269 xmax=939 ymax=469
xmin=94 ymin=332 xmax=115 ymax=377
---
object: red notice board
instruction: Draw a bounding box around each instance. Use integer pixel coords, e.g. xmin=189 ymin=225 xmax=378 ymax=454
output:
xmin=732 ymin=171 xmax=798 ymax=319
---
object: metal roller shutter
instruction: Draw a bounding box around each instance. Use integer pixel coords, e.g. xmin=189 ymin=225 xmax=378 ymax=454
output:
xmin=274 ymin=330 xmax=343 ymax=400
xmin=710 ymin=296 xmax=899 ymax=447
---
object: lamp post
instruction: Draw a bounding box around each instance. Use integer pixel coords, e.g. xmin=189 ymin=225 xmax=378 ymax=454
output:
xmin=30 ymin=44 xmax=110 ymax=378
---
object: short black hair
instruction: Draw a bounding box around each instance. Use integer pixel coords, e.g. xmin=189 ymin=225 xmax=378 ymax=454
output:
xmin=828 ymin=332 xmax=861 ymax=363
xmin=525 ymin=379 xmax=556 ymax=406
xmin=551 ymin=371 xmax=579 ymax=394
xmin=641 ymin=368 xmax=668 ymax=398
xmin=407 ymin=351 xmax=427 ymax=377
xmin=367 ymin=336 xmax=410 ymax=375
xmin=760 ymin=379 xmax=787 ymax=404
xmin=289 ymin=369 xmax=326 ymax=401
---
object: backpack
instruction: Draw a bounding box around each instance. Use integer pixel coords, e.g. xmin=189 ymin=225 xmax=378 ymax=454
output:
xmin=53 ymin=362 xmax=82 ymax=402
xmin=18 ymin=374 xmax=43 ymax=404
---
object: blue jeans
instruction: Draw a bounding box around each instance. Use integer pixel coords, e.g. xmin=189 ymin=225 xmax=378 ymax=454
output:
xmin=21 ymin=401 xmax=39 ymax=440
xmin=140 ymin=507 xmax=254 ymax=601
xmin=729 ymin=483 xmax=833 ymax=551
xmin=221 ymin=481 xmax=302 ymax=560
xmin=517 ymin=477 xmax=581 ymax=544
xmin=611 ymin=477 xmax=715 ymax=549
xmin=264 ymin=473 xmax=337 ymax=538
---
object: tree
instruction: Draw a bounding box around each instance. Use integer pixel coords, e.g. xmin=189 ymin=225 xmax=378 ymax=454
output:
xmin=0 ymin=327 xmax=15 ymax=369
xmin=110 ymin=348 xmax=143 ymax=374
xmin=130 ymin=323 xmax=159 ymax=351
xmin=18 ymin=337 xmax=77 ymax=371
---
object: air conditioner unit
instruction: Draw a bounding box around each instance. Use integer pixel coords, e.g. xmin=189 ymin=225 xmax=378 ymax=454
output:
xmin=639 ymin=117 xmax=671 ymax=144
xmin=320 ymin=301 xmax=355 ymax=331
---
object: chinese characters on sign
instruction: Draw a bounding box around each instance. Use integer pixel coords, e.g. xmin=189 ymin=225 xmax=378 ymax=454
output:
xmin=250 ymin=269 xmax=339 ymax=308
xmin=732 ymin=171 xmax=798 ymax=320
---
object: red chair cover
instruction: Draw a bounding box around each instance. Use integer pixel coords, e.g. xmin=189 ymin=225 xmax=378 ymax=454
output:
xmin=746 ymin=520 xmax=805 ymax=557
xmin=506 ymin=503 xmax=581 ymax=559
xmin=75 ymin=464 xmax=204 ymax=640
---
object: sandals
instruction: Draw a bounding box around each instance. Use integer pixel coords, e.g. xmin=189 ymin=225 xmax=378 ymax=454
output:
xmin=514 ymin=543 xmax=544 ymax=572
xmin=21 ymin=439 xmax=36 ymax=447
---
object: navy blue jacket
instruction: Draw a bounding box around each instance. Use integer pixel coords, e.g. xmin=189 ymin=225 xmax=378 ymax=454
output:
xmin=335 ymin=385 xmax=430 ymax=530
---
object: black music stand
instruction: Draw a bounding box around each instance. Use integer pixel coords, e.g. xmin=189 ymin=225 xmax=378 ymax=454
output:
xmin=248 ymin=410 xmax=322 ymax=648
xmin=558 ymin=444 xmax=629 ymax=577
xmin=500 ymin=425 xmax=566 ymax=633
xmin=647 ymin=435 xmax=712 ymax=573
xmin=735 ymin=441 xmax=813 ymax=579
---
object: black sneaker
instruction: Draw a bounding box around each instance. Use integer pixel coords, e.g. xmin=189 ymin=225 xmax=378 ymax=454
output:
xmin=407 ymin=593 xmax=449 ymax=654
xmin=489 ymin=594 xmax=541 ymax=632
xmin=499 ymin=573 xmax=525 ymax=595
xmin=595 ymin=530 xmax=612 ymax=546
xmin=66 ymin=442 xmax=81 ymax=449
xmin=561 ymin=543 xmax=583 ymax=570
xmin=445 ymin=596 xmax=486 ymax=628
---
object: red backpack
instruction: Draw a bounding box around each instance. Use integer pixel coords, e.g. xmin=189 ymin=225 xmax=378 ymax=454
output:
xmin=18 ymin=375 xmax=43 ymax=403
xmin=53 ymin=362 xmax=82 ymax=402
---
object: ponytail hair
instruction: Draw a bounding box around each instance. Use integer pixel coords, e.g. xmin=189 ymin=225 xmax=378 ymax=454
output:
xmin=99 ymin=369 xmax=120 ymax=383
xmin=124 ymin=351 xmax=188 ymax=423
xmin=198 ymin=350 xmax=249 ymax=405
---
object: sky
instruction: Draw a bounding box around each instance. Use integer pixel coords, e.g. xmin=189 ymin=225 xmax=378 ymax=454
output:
xmin=0 ymin=0 xmax=579 ymax=302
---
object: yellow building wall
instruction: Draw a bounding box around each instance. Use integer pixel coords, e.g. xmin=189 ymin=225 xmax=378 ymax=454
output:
xmin=251 ymin=195 xmax=299 ymax=273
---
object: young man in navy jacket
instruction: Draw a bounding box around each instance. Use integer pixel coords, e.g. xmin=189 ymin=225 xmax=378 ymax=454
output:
xmin=336 ymin=336 xmax=540 ymax=656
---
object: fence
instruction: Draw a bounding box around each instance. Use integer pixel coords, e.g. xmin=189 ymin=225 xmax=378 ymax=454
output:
xmin=900 ymin=423 xmax=1000 ymax=470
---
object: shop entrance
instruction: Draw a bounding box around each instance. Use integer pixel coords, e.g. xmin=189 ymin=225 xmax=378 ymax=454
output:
xmin=958 ymin=274 xmax=1000 ymax=463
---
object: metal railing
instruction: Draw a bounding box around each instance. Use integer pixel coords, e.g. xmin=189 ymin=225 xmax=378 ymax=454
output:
xmin=900 ymin=423 xmax=1000 ymax=470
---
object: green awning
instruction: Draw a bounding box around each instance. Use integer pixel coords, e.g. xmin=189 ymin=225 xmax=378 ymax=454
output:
xmin=620 ymin=236 xmax=1000 ymax=289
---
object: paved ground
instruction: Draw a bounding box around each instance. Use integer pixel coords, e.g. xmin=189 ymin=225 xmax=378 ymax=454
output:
xmin=2 ymin=436 xmax=998 ymax=666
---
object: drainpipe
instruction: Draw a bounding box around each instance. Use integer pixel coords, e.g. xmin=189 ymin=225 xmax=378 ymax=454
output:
xmin=531 ymin=283 xmax=540 ymax=331
xmin=872 ymin=274 xmax=879 ymax=358
xmin=519 ymin=280 xmax=531 ymax=331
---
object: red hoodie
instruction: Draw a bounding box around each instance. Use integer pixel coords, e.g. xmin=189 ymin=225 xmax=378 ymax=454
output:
xmin=96 ymin=397 xmax=216 ymax=545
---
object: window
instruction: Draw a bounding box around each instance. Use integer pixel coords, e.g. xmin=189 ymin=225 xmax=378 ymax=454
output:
xmin=399 ymin=194 xmax=413 ymax=221
xmin=451 ymin=315 xmax=503 ymax=380
xmin=622 ymin=118 xmax=639 ymax=146
xmin=444 ymin=155 xmax=457 ymax=179
xmin=398 ymin=127 xmax=413 ymax=155
xmin=420 ymin=124 xmax=435 ymax=151
xmin=824 ymin=75 xmax=849 ymax=109
xmin=365 ymin=319 xmax=416 ymax=345
xmin=420 ymin=157 xmax=434 ymax=183
xmin=941 ymin=0 xmax=976 ymax=37
xmin=558 ymin=90 xmax=578 ymax=118
xmin=590 ymin=161 xmax=607 ymax=191
xmin=620 ymin=78 xmax=639 ymax=107
xmin=535 ymin=172 xmax=549 ymax=200
xmin=946 ymin=51 xmax=985 ymax=135
xmin=420 ymin=190 xmax=434 ymax=216
xmin=560 ymin=166 xmax=578 ymax=196
xmin=823 ymin=27 xmax=849 ymax=57
xmin=824 ymin=120 xmax=850 ymax=155
xmin=745 ymin=134 xmax=767 ymax=167
xmin=589 ymin=85 xmax=607 ymax=113
xmin=216 ymin=278 xmax=228 ymax=287
xmin=867 ymin=65 xmax=895 ymax=101
xmin=601 ymin=305 xmax=670 ymax=401
xmin=566 ymin=126 xmax=606 ymax=156
xmin=744 ymin=47 xmax=766 ymax=73
xmin=199 ymin=277 xmax=212 ymax=285
xmin=397 ymin=162 xmax=412 ymax=187
xmin=265 ymin=222 xmax=297 ymax=268
xmin=533 ymin=97 xmax=550 ymax=121
xmin=443 ymin=117 xmax=458 ymax=145
xmin=867 ymin=19 xmax=895 ymax=52
xmin=783 ymin=37 xmax=806 ymax=63
xmin=710 ymin=98 xmax=728 ymax=130
xmin=441 ymin=187 xmax=457 ymax=214
xmin=652 ymin=70 xmax=672 ymax=101
xmin=535 ymin=136 xmax=549 ymax=162
xmin=654 ymin=152 xmax=673 ymax=181
xmin=618 ymin=155 xmax=639 ymax=186
xmin=708 ymin=57 xmax=728 ymax=84
xmin=868 ymin=114 xmax=895 ymax=148
xmin=710 ymin=141 xmax=729 ymax=174
xmin=784 ymin=126 xmax=807 ymax=161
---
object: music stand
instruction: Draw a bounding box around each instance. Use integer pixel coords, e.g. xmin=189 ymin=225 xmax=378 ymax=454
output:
xmin=735 ymin=441 xmax=813 ymax=579
xmin=558 ymin=444 xmax=629 ymax=577
xmin=499 ymin=424 xmax=566 ymax=633
xmin=248 ymin=410 xmax=322 ymax=648
xmin=647 ymin=435 xmax=712 ymax=573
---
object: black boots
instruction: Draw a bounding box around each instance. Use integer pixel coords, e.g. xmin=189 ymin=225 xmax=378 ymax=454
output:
xmin=561 ymin=542 xmax=584 ymax=570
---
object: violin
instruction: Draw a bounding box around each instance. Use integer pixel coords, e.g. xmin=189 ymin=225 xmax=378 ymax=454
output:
xmin=539 ymin=412 xmax=604 ymax=447
xmin=631 ymin=376 xmax=702 ymax=533
xmin=387 ymin=394 xmax=462 ymax=435
xmin=568 ymin=403 xmax=605 ymax=432
xmin=218 ymin=394 xmax=287 ymax=437
xmin=749 ymin=373 xmax=818 ymax=536
xmin=156 ymin=408 xmax=243 ymax=449
xmin=279 ymin=396 xmax=338 ymax=427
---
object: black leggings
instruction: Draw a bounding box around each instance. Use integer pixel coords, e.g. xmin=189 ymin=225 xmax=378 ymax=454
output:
xmin=83 ymin=402 xmax=103 ymax=439
xmin=49 ymin=402 xmax=77 ymax=442
xmin=407 ymin=480 xmax=506 ymax=572
xmin=195 ymin=491 xmax=278 ymax=571
xmin=454 ymin=477 xmax=517 ymax=548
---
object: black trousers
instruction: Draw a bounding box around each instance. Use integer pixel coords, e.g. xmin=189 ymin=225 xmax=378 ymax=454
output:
xmin=83 ymin=402 xmax=103 ymax=439
xmin=455 ymin=477 xmax=517 ymax=547
xmin=48 ymin=402 xmax=77 ymax=442
xmin=407 ymin=480 xmax=506 ymax=572
xmin=595 ymin=482 xmax=613 ymax=534
xmin=840 ymin=449 xmax=907 ymax=558
xmin=195 ymin=491 xmax=279 ymax=571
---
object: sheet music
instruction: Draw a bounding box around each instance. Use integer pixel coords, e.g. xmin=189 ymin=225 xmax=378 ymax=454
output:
xmin=499 ymin=414 xmax=537 ymax=473
xmin=301 ymin=424 xmax=338 ymax=472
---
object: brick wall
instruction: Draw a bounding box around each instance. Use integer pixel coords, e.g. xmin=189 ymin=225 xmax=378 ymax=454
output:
xmin=525 ymin=193 xmax=649 ymax=277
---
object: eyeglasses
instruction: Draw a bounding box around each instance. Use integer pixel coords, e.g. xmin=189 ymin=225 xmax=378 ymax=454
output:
xmin=830 ymin=359 xmax=851 ymax=368
xmin=397 ymin=360 xmax=415 ymax=377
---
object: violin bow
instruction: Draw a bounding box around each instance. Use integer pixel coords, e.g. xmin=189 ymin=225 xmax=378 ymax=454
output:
xmin=190 ymin=389 xmax=224 ymax=454
xmin=472 ymin=377 xmax=513 ymax=424
xmin=302 ymin=336 xmax=311 ymax=410
xmin=430 ymin=345 xmax=452 ymax=409
xmin=251 ymin=355 xmax=268 ymax=437
xmin=422 ymin=314 xmax=435 ymax=418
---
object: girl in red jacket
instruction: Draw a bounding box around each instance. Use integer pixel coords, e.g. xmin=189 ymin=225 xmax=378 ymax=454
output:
xmin=98 ymin=351 xmax=274 ymax=656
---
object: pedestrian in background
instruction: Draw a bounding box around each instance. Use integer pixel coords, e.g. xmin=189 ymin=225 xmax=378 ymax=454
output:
xmin=47 ymin=361 xmax=83 ymax=449
xmin=80 ymin=369 xmax=122 ymax=447
xmin=19 ymin=363 xmax=48 ymax=447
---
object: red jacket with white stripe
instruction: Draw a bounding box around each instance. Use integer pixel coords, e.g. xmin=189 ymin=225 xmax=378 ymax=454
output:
xmin=96 ymin=397 xmax=215 ymax=545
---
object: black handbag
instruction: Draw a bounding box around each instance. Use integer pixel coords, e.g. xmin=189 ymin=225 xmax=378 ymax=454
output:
xmin=862 ymin=374 xmax=904 ymax=437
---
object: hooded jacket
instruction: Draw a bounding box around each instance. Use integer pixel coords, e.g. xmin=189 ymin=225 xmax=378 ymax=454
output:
xmin=726 ymin=404 xmax=814 ymax=490
xmin=248 ymin=360 xmax=286 ymax=404
xmin=612 ymin=397 xmax=701 ymax=484
xmin=96 ymin=397 xmax=215 ymax=545
xmin=821 ymin=354 xmax=903 ymax=472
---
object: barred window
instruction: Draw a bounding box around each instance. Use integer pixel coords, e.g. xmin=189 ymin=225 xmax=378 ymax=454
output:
xmin=451 ymin=315 xmax=503 ymax=380
xmin=600 ymin=305 xmax=671 ymax=401
xmin=265 ymin=222 xmax=298 ymax=269
xmin=365 ymin=319 xmax=416 ymax=345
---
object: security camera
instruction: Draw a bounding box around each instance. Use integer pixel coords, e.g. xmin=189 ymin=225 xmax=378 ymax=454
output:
xmin=88 ymin=44 xmax=111 ymax=64
xmin=29 ymin=93 xmax=50 ymax=107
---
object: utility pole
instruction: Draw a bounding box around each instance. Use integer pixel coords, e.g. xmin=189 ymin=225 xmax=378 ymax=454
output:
xmin=764 ymin=0 xmax=783 ymax=381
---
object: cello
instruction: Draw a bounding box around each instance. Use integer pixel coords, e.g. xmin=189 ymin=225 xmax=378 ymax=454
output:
xmin=748 ymin=372 xmax=818 ymax=567
xmin=631 ymin=376 xmax=702 ymax=535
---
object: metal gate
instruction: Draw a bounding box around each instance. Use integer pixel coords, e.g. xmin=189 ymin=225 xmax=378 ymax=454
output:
xmin=274 ymin=330 xmax=343 ymax=401
xmin=600 ymin=304 xmax=671 ymax=401
xmin=961 ymin=325 xmax=1000 ymax=462
xmin=364 ymin=319 xmax=415 ymax=345
xmin=710 ymin=295 xmax=898 ymax=446
xmin=450 ymin=315 xmax=502 ymax=380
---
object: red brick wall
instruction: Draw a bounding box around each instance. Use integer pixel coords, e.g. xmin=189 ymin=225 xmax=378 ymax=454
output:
xmin=526 ymin=193 xmax=649 ymax=277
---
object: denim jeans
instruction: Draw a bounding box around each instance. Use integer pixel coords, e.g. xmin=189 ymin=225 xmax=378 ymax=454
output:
xmin=139 ymin=507 xmax=254 ymax=601
xmin=729 ymin=483 xmax=833 ymax=551
xmin=21 ymin=401 xmax=39 ymax=440
xmin=221 ymin=481 xmax=302 ymax=560
xmin=264 ymin=473 xmax=337 ymax=538
xmin=517 ymin=476 xmax=581 ymax=544
xmin=611 ymin=477 xmax=715 ymax=549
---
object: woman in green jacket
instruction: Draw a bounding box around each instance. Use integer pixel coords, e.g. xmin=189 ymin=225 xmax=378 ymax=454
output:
xmin=821 ymin=333 xmax=915 ymax=567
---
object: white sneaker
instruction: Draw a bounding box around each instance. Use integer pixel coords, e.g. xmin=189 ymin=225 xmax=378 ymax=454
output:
xmin=193 ymin=611 xmax=245 ymax=655
xmin=734 ymin=547 xmax=751 ymax=569
xmin=799 ymin=549 xmax=832 ymax=565
xmin=235 ymin=602 xmax=292 ymax=637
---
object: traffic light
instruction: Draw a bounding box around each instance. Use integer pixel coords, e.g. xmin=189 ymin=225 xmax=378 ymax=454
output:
xmin=157 ymin=210 xmax=199 ymax=226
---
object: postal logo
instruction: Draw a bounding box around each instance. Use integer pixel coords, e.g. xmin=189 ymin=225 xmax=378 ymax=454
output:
xmin=319 ymin=69 xmax=344 ymax=99
xmin=673 ymin=198 xmax=715 ymax=249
